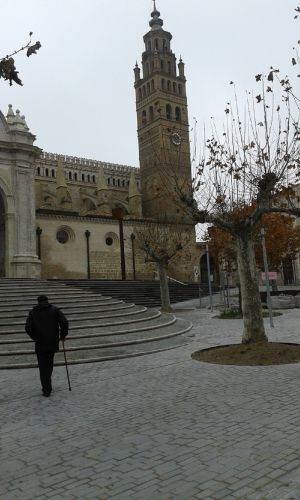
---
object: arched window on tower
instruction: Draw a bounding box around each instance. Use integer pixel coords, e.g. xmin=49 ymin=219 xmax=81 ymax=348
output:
xmin=122 ymin=179 xmax=125 ymax=187
xmin=151 ymin=79 xmax=154 ymax=91
xmin=166 ymin=104 xmax=172 ymax=120
xmin=167 ymin=61 xmax=171 ymax=74
xmin=37 ymin=167 xmax=41 ymax=176
xmin=92 ymin=175 xmax=96 ymax=183
xmin=45 ymin=168 xmax=49 ymax=177
xmin=178 ymin=84 xmax=182 ymax=95
xmin=82 ymin=173 xmax=85 ymax=182
xmin=74 ymin=172 xmax=78 ymax=181
xmin=175 ymin=107 xmax=181 ymax=122
xmin=142 ymin=110 xmax=147 ymax=124
xmin=146 ymin=63 xmax=150 ymax=77
xmin=147 ymin=82 xmax=150 ymax=94
xmin=160 ymin=60 xmax=164 ymax=71
xmin=162 ymin=39 xmax=167 ymax=51
xmin=87 ymin=174 xmax=90 ymax=182
xmin=173 ymin=82 xmax=177 ymax=93
xmin=149 ymin=106 xmax=154 ymax=121
xmin=138 ymin=88 xmax=142 ymax=100
xmin=148 ymin=41 xmax=151 ymax=51
xmin=167 ymin=80 xmax=171 ymax=91
xmin=52 ymin=169 xmax=55 ymax=178
xmin=161 ymin=79 xmax=165 ymax=90
xmin=117 ymin=179 xmax=120 ymax=187
xmin=142 ymin=86 xmax=146 ymax=97
xmin=155 ymin=39 xmax=159 ymax=50
xmin=68 ymin=171 xmax=72 ymax=180
xmin=113 ymin=178 xmax=116 ymax=186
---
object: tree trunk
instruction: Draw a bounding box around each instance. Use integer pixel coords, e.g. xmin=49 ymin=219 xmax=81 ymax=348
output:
xmin=236 ymin=234 xmax=268 ymax=343
xmin=157 ymin=262 xmax=173 ymax=313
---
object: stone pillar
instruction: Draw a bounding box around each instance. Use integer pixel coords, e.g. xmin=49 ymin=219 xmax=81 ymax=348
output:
xmin=0 ymin=106 xmax=41 ymax=278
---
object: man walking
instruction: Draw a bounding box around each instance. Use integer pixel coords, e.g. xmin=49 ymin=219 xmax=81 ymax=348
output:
xmin=25 ymin=295 xmax=69 ymax=397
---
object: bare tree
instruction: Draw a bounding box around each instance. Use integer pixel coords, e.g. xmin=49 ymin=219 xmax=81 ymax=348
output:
xmin=166 ymin=8 xmax=300 ymax=343
xmin=179 ymin=61 xmax=300 ymax=343
xmin=136 ymin=222 xmax=190 ymax=312
xmin=0 ymin=33 xmax=41 ymax=86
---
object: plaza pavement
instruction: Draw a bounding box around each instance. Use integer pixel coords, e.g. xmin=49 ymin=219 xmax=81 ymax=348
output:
xmin=1 ymin=301 xmax=300 ymax=500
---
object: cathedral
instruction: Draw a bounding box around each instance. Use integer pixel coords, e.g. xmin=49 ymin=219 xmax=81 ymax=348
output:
xmin=0 ymin=3 xmax=199 ymax=282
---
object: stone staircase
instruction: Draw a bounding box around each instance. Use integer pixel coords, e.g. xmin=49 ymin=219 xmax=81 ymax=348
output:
xmin=0 ymin=279 xmax=193 ymax=369
xmin=58 ymin=279 xmax=208 ymax=308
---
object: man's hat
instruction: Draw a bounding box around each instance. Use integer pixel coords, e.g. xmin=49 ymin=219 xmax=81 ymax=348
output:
xmin=37 ymin=295 xmax=48 ymax=303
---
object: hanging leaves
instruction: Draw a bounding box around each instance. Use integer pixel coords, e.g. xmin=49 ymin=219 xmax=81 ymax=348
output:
xmin=0 ymin=32 xmax=41 ymax=86
xmin=27 ymin=41 xmax=42 ymax=57
xmin=0 ymin=58 xmax=23 ymax=86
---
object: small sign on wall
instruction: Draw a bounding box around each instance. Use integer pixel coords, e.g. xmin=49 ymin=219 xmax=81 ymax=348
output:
xmin=261 ymin=272 xmax=278 ymax=281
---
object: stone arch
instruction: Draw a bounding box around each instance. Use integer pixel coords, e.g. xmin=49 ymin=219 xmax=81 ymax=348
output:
xmin=200 ymin=253 xmax=215 ymax=285
xmin=0 ymin=191 xmax=5 ymax=276
xmin=0 ymin=178 xmax=15 ymax=277
xmin=282 ymin=258 xmax=295 ymax=285
xmin=112 ymin=201 xmax=129 ymax=215
xmin=0 ymin=176 xmax=14 ymax=214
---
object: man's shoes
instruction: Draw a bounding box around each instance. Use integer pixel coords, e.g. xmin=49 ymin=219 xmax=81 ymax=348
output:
xmin=43 ymin=390 xmax=51 ymax=397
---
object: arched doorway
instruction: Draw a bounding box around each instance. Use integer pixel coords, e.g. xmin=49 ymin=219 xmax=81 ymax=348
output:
xmin=0 ymin=192 xmax=5 ymax=276
xmin=282 ymin=258 xmax=295 ymax=285
xmin=200 ymin=254 xmax=215 ymax=285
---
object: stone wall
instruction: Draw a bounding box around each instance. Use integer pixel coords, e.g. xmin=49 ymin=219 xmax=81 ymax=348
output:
xmin=37 ymin=214 xmax=199 ymax=282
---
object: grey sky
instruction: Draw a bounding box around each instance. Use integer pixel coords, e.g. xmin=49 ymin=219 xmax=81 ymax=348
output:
xmin=0 ymin=0 xmax=298 ymax=167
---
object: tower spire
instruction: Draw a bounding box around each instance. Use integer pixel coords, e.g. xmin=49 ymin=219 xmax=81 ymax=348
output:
xmin=149 ymin=0 xmax=163 ymax=30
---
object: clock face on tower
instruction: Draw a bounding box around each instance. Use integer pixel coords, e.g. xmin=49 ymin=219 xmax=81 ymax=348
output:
xmin=171 ymin=132 xmax=182 ymax=146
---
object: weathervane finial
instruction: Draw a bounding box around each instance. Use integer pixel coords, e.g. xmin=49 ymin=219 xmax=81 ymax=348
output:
xmin=150 ymin=0 xmax=163 ymax=30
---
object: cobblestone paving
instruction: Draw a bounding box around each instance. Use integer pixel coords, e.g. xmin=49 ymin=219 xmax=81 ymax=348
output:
xmin=2 ymin=304 xmax=300 ymax=499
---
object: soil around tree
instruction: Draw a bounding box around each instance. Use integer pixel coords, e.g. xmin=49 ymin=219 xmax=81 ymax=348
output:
xmin=216 ymin=310 xmax=282 ymax=320
xmin=191 ymin=342 xmax=300 ymax=366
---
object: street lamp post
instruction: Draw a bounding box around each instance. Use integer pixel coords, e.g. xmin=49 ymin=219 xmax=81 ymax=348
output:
xmin=130 ymin=233 xmax=136 ymax=280
xmin=36 ymin=227 xmax=42 ymax=260
xmin=85 ymin=230 xmax=91 ymax=280
xmin=206 ymin=243 xmax=213 ymax=311
xmin=261 ymin=227 xmax=274 ymax=328
xmin=112 ymin=207 xmax=126 ymax=280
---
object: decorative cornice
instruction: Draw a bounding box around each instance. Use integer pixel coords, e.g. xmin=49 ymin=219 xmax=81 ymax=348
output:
xmin=39 ymin=152 xmax=139 ymax=176
xmin=35 ymin=210 xmax=195 ymax=227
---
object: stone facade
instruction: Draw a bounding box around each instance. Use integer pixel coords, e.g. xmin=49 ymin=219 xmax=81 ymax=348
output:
xmin=0 ymin=4 xmax=202 ymax=282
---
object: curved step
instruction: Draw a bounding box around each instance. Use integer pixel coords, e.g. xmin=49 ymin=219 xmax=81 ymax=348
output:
xmin=0 ymin=312 xmax=171 ymax=348
xmin=0 ymin=297 xmax=116 ymax=315
xmin=0 ymin=300 xmax=124 ymax=319
xmin=0 ymin=319 xmax=193 ymax=369
xmin=0 ymin=302 xmax=136 ymax=327
xmin=0 ymin=307 xmax=158 ymax=336
xmin=0 ymin=295 xmax=113 ymax=306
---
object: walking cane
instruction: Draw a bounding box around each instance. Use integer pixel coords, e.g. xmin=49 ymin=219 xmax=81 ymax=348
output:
xmin=62 ymin=339 xmax=72 ymax=391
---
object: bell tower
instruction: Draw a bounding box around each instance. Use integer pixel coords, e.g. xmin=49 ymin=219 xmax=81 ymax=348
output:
xmin=134 ymin=2 xmax=192 ymax=220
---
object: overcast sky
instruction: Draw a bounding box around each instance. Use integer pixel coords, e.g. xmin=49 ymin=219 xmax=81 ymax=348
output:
xmin=0 ymin=0 xmax=298 ymax=167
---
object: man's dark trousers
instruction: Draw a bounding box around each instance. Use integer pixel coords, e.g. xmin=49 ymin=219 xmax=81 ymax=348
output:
xmin=36 ymin=351 xmax=55 ymax=395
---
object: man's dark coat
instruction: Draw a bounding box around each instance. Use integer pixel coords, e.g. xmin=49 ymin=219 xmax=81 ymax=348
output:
xmin=25 ymin=303 xmax=69 ymax=353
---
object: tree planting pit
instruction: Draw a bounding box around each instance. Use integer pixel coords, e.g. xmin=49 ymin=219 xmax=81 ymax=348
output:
xmin=192 ymin=342 xmax=300 ymax=366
